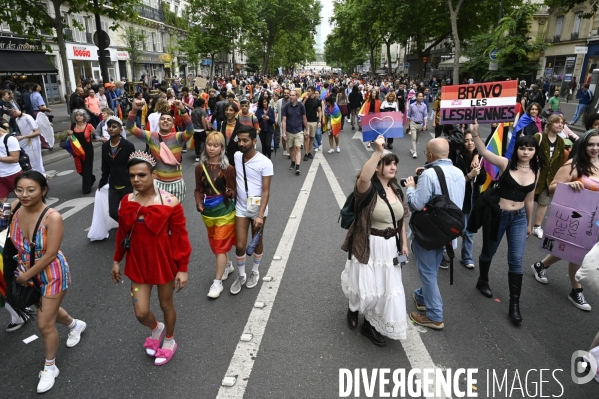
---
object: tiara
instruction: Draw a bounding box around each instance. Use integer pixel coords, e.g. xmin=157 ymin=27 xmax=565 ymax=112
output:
xmin=129 ymin=151 xmax=157 ymax=167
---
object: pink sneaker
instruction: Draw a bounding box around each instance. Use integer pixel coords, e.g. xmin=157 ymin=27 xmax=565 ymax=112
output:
xmin=143 ymin=326 xmax=165 ymax=357
xmin=154 ymin=343 xmax=178 ymax=366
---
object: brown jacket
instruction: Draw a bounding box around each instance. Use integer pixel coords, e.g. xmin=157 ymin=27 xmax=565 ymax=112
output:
xmin=194 ymin=163 xmax=237 ymax=210
xmin=341 ymin=182 xmax=409 ymax=264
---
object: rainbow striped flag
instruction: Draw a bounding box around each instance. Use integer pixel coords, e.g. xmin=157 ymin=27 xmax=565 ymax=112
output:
xmin=327 ymin=104 xmax=342 ymax=136
xmin=201 ymin=195 xmax=236 ymax=254
xmin=480 ymin=123 xmax=505 ymax=192
xmin=0 ymin=245 xmax=6 ymax=308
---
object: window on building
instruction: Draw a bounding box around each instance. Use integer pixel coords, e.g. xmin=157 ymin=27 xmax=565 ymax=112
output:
xmin=0 ymin=21 xmax=10 ymax=32
xmin=555 ymin=15 xmax=564 ymax=38
xmin=174 ymin=5 xmax=178 ymax=15
xmin=147 ymin=34 xmax=154 ymax=52
xmin=573 ymin=12 xmax=583 ymax=35
xmin=156 ymin=32 xmax=163 ymax=52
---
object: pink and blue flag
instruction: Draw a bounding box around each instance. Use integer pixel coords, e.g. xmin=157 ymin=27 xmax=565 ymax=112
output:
xmin=361 ymin=112 xmax=404 ymax=142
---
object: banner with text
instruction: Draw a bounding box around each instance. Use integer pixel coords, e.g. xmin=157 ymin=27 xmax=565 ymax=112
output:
xmin=440 ymin=80 xmax=517 ymax=124
xmin=540 ymin=184 xmax=599 ymax=265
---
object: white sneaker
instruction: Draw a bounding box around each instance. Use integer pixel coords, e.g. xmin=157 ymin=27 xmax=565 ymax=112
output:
xmin=246 ymin=271 xmax=260 ymax=289
xmin=222 ymin=261 xmax=234 ymax=280
xmin=207 ymin=283 xmax=224 ymax=298
xmin=37 ymin=368 xmax=59 ymax=393
xmin=283 ymin=150 xmax=289 ymax=157
xmin=327 ymin=148 xmax=334 ymax=154
xmin=66 ymin=320 xmax=87 ymax=347
xmin=336 ymin=146 xmax=340 ymax=153
xmin=532 ymin=226 xmax=544 ymax=239
xmin=314 ymin=147 xmax=318 ymax=152
xmin=412 ymin=153 xmax=417 ymax=159
xmin=319 ymin=145 xmax=322 ymax=151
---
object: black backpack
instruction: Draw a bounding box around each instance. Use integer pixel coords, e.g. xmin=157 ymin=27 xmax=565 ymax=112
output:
xmin=4 ymin=134 xmax=32 ymax=172
xmin=339 ymin=187 xmax=375 ymax=229
xmin=409 ymin=166 xmax=464 ymax=284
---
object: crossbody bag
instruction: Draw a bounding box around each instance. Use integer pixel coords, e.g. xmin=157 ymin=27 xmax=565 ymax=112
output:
xmin=242 ymin=157 xmax=261 ymax=216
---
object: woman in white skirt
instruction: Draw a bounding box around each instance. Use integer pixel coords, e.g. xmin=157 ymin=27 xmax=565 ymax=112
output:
xmin=341 ymin=135 xmax=409 ymax=346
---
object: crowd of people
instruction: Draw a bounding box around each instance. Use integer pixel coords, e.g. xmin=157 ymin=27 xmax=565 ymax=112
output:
xmin=2 ymin=71 xmax=599 ymax=393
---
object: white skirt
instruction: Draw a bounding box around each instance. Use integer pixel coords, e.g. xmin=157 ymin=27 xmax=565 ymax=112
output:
xmin=341 ymin=235 xmax=407 ymax=340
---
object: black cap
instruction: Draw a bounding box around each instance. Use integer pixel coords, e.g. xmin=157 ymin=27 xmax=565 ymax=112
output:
xmin=227 ymin=93 xmax=236 ymax=99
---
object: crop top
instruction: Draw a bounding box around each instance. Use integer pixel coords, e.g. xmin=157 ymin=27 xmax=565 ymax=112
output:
xmin=499 ymin=169 xmax=536 ymax=202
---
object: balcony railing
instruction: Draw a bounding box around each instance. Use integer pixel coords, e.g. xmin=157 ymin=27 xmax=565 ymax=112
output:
xmin=571 ymin=32 xmax=579 ymax=40
xmin=86 ymin=32 xmax=93 ymax=44
xmin=136 ymin=4 xmax=165 ymax=23
xmin=64 ymin=28 xmax=73 ymax=41
xmin=553 ymin=35 xmax=561 ymax=43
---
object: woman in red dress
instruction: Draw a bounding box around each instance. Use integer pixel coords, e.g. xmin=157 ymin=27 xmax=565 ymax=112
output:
xmin=111 ymin=151 xmax=192 ymax=366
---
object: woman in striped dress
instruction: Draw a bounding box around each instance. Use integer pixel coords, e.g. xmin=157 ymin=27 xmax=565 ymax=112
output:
xmin=10 ymin=170 xmax=86 ymax=393
xmin=194 ymin=132 xmax=237 ymax=298
xmin=324 ymin=95 xmax=342 ymax=154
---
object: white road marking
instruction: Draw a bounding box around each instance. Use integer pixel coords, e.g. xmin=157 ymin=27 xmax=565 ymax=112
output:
xmin=351 ymin=130 xmax=373 ymax=151
xmin=53 ymin=198 xmax=95 ymax=220
xmin=319 ymin=154 xmax=451 ymax=399
xmin=216 ymin=155 xmax=322 ymax=398
xmin=56 ymin=170 xmax=75 ymax=176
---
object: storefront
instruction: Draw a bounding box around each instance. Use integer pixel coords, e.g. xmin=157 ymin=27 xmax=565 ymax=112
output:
xmin=581 ymin=43 xmax=599 ymax=85
xmin=66 ymin=43 xmax=119 ymax=89
xmin=0 ymin=36 xmax=60 ymax=104
xmin=544 ymin=55 xmax=577 ymax=96
xmin=137 ymin=52 xmax=165 ymax=82
xmin=116 ymin=50 xmax=129 ymax=80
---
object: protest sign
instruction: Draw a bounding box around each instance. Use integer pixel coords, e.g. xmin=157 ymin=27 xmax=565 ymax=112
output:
xmin=540 ymin=184 xmax=599 ymax=265
xmin=195 ymin=77 xmax=207 ymax=90
xmin=440 ymin=80 xmax=517 ymax=124
xmin=361 ymin=112 xmax=404 ymax=142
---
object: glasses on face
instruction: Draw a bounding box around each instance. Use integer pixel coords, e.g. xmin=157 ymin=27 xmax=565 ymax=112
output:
xmin=14 ymin=188 xmax=38 ymax=197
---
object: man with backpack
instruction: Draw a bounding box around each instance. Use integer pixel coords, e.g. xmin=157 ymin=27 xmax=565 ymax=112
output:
xmin=404 ymin=138 xmax=465 ymax=330
xmin=0 ymin=118 xmax=23 ymax=203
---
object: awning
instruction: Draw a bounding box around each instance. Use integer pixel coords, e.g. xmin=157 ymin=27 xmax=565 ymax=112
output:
xmin=0 ymin=51 xmax=58 ymax=75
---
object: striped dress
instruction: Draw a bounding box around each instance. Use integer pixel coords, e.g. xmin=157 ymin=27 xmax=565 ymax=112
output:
xmin=325 ymin=103 xmax=342 ymax=136
xmin=10 ymin=209 xmax=71 ymax=296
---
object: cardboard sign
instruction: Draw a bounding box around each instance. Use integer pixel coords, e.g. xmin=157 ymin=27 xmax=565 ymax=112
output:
xmin=195 ymin=77 xmax=207 ymax=90
xmin=440 ymin=80 xmax=517 ymax=124
xmin=540 ymin=184 xmax=599 ymax=265
xmin=360 ymin=112 xmax=404 ymax=142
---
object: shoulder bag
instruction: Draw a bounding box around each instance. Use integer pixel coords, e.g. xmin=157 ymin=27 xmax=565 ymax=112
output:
xmin=242 ymin=157 xmax=261 ymax=216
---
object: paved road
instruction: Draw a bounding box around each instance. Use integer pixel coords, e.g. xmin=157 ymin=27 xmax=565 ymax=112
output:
xmin=1 ymin=121 xmax=598 ymax=398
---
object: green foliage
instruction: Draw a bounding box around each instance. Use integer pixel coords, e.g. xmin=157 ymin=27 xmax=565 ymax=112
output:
xmin=161 ymin=2 xmax=189 ymax=29
xmin=121 ymin=27 xmax=146 ymax=78
xmin=462 ymin=3 xmax=549 ymax=80
xmin=545 ymin=0 xmax=598 ymax=18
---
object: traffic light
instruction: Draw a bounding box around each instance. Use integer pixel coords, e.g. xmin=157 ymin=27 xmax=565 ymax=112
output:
xmin=97 ymin=49 xmax=111 ymax=62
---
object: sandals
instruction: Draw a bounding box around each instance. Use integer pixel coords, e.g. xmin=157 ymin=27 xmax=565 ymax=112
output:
xmin=154 ymin=343 xmax=178 ymax=366
xmin=143 ymin=326 xmax=165 ymax=356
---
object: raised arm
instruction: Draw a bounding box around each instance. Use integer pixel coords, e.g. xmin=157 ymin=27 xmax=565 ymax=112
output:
xmin=470 ymin=121 xmax=509 ymax=173
xmin=357 ymin=135 xmax=385 ymax=194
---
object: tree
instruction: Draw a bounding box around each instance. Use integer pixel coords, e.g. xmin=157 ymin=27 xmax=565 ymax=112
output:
xmin=545 ymin=0 xmax=598 ymax=17
xmin=462 ymin=3 xmax=549 ymax=81
xmin=447 ymin=0 xmax=465 ymax=84
xmin=0 ymin=0 xmax=141 ymax=94
xmin=121 ymin=27 xmax=146 ymax=81
xmin=324 ymin=27 xmax=368 ymax=72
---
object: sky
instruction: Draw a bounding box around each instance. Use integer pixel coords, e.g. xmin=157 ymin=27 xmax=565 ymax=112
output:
xmin=320 ymin=1 xmax=333 ymax=42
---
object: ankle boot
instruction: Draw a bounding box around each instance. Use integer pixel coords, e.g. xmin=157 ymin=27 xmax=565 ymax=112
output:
xmin=508 ymin=272 xmax=523 ymax=322
xmin=361 ymin=319 xmax=386 ymax=347
xmin=347 ymin=308 xmax=359 ymax=330
xmin=476 ymin=260 xmax=493 ymax=298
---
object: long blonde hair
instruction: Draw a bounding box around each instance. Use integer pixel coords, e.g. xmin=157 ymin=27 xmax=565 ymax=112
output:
xmin=199 ymin=131 xmax=229 ymax=170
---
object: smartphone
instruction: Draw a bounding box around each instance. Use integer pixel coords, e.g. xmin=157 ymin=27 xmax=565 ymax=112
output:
xmin=399 ymin=176 xmax=419 ymax=187
xmin=396 ymin=254 xmax=408 ymax=264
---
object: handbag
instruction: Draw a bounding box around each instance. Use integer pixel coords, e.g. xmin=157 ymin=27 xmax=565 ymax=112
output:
xmin=575 ymin=242 xmax=599 ymax=296
xmin=5 ymin=206 xmax=49 ymax=317
xmin=158 ymin=134 xmax=181 ymax=167
xmin=242 ymin=157 xmax=261 ymax=216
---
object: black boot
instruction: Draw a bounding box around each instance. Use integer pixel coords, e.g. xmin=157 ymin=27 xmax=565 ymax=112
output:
xmin=476 ymin=259 xmax=493 ymax=298
xmin=508 ymin=273 xmax=523 ymax=322
xmin=347 ymin=308 xmax=359 ymax=330
xmin=361 ymin=319 xmax=386 ymax=347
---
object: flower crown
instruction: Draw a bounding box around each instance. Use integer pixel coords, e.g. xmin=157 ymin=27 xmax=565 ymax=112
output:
xmin=129 ymin=150 xmax=157 ymax=167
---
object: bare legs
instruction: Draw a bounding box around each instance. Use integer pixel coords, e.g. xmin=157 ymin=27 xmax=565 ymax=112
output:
xmin=38 ymin=290 xmax=72 ymax=361
xmin=132 ymin=282 xmax=176 ymax=337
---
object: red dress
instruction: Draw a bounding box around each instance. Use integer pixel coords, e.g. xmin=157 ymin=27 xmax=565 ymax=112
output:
xmin=113 ymin=198 xmax=192 ymax=285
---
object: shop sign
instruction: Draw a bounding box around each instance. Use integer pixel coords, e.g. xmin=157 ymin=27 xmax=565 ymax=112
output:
xmin=0 ymin=36 xmax=43 ymax=52
xmin=67 ymin=43 xmax=98 ymax=61
xmin=566 ymin=57 xmax=576 ymax=67
xmin=116 ymin=51 xmax=129 ymax=60
xmin=565 ymin=74 xmax=573 ymax=82
xmin=138 ymin=52 xmax=163 ymax=64
xmin=575 ymin=46 xmax=588 ymax=54
xmin=544 ymin=67 xmax=554 ymax=78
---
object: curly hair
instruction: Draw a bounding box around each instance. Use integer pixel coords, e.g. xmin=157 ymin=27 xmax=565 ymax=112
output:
xmin=153 ymin=99 xmax=170 ymax=114
xmin=71 ymin=109 xmax=90 ymax=123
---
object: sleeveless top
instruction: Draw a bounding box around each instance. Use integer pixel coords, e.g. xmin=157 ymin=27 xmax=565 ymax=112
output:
xmin=371 ymin=194 xmax=404 ymax=230
xmin=500 ymin=169 xmax=536 ymax=202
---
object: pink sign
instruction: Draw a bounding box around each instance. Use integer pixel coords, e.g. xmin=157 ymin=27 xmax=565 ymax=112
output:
xmin=540 ymin=184 xmax=599 ymax=265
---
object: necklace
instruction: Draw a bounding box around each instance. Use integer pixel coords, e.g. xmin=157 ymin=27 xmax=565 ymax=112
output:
xmin=134 ymin=191 xmax=155 ymax=207
xmin=110 ymin=138 xmax=121 ymax=148
xmin=517 ymin=163 xmax=530 ymax=170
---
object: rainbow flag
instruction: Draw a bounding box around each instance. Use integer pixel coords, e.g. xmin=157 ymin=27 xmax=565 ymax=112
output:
xmin=480 ymin=123 xmax=505 ymax=192
xmin=68 ymin=134 xmax=86 ymax=160
xmin=327 ymin=104 xmax=342 ymax=136
xmin=0 ymin=244 xmax=6 ymax=308
xmin=201 ymin=195 xmax=236 ymax=254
